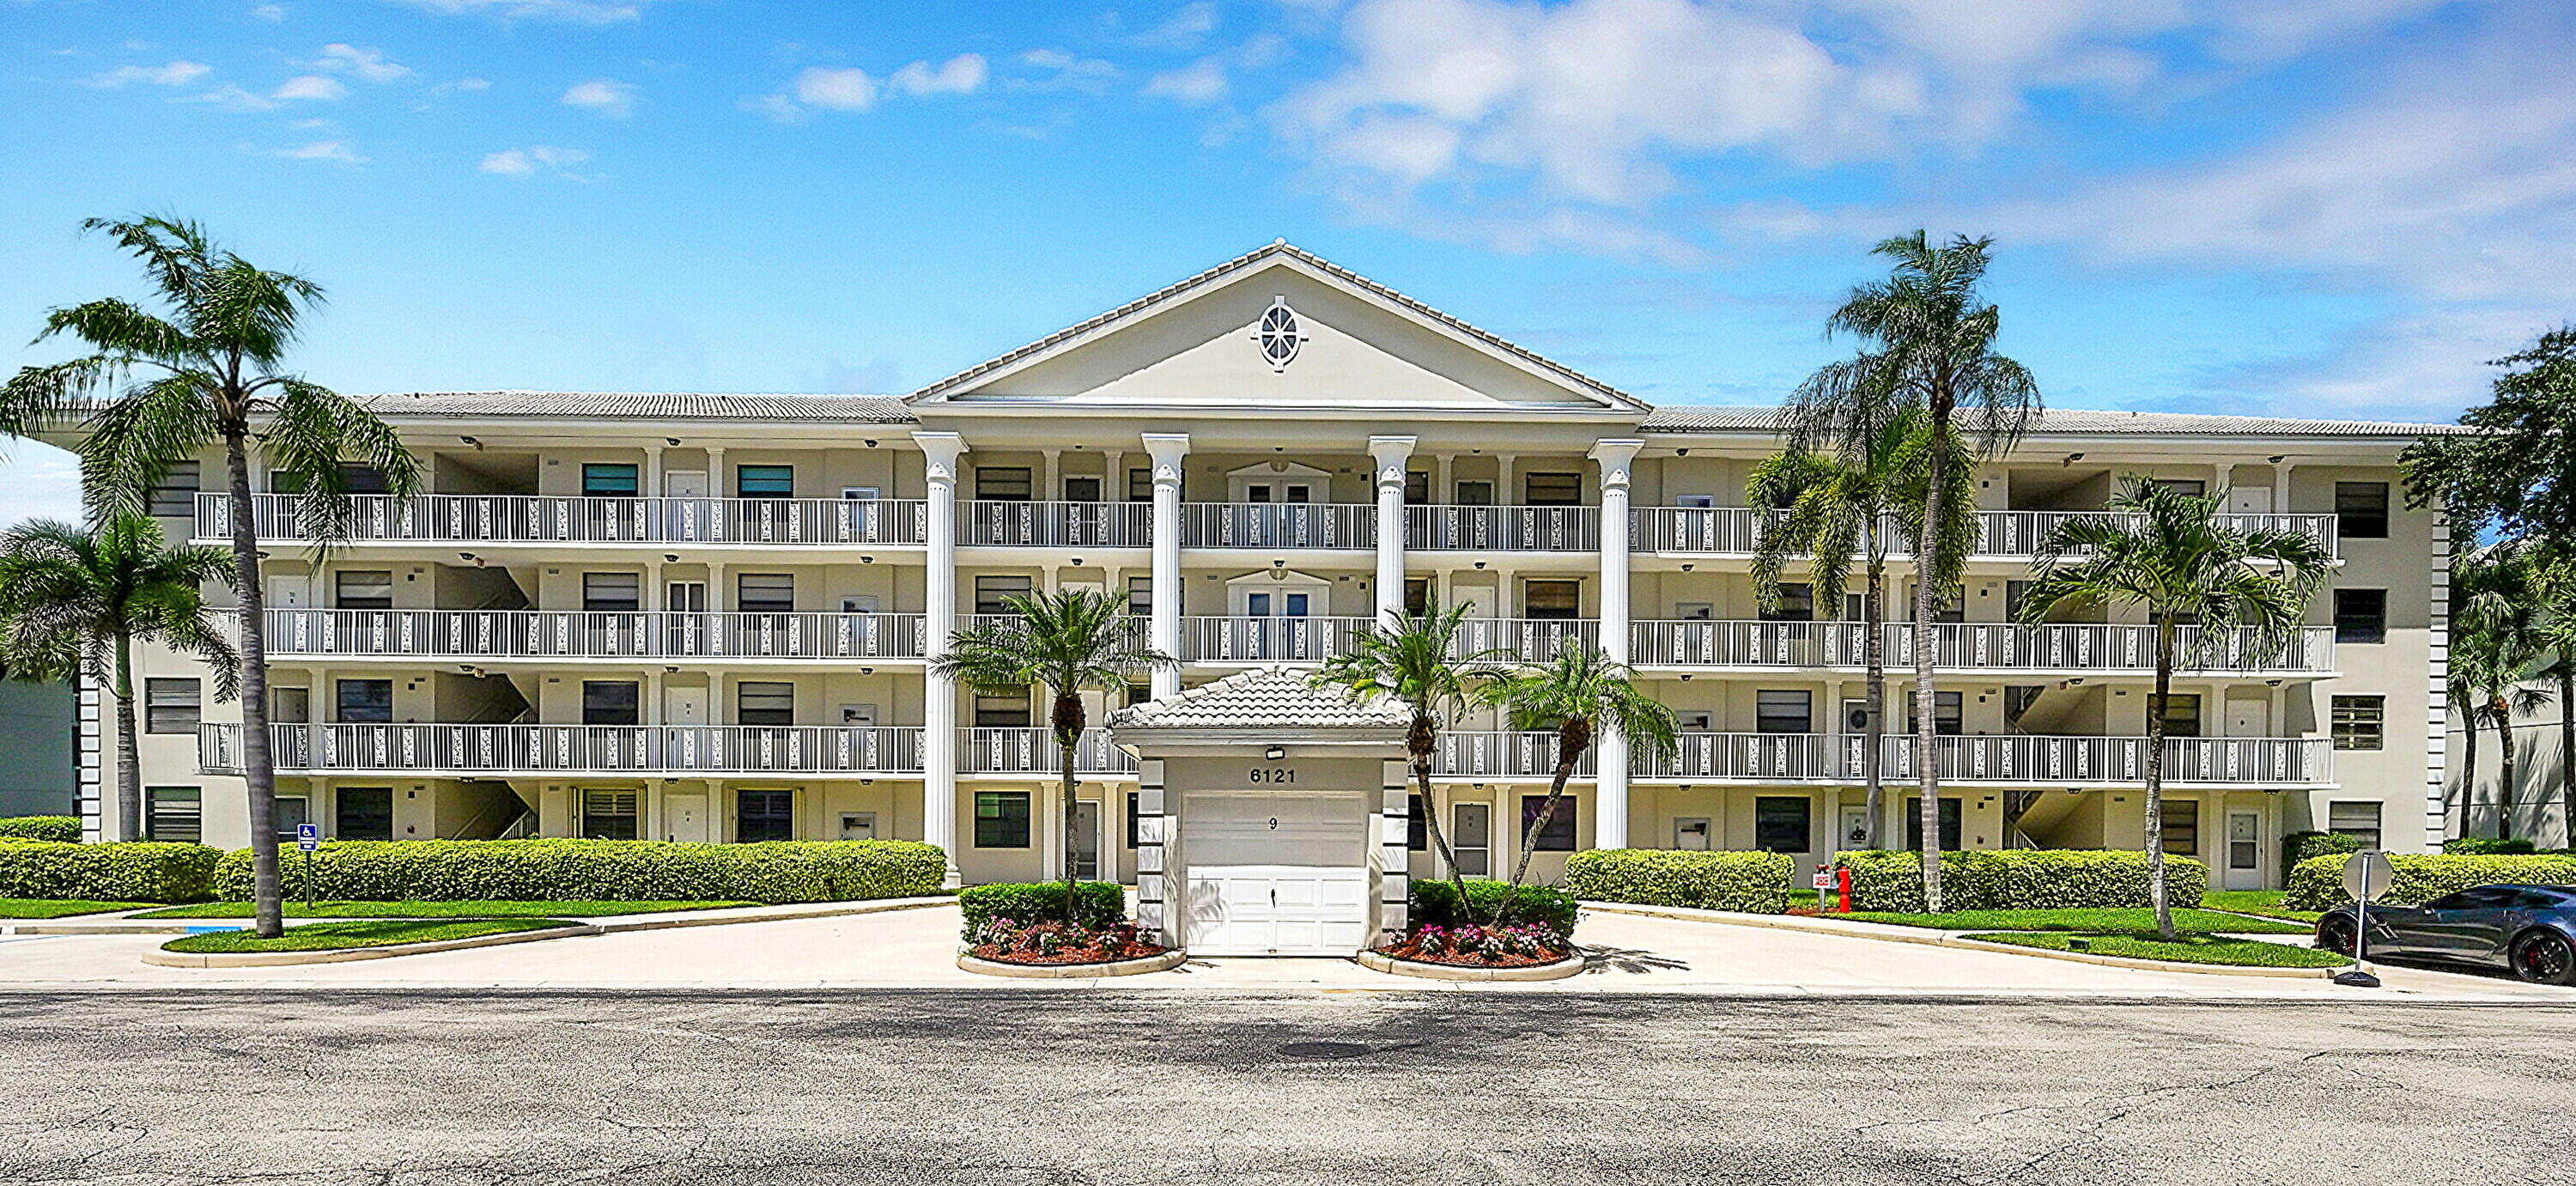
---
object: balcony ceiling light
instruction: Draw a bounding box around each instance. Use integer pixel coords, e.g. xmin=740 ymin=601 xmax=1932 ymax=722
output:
xmin=666 ymin=438 xmax=681 ymax=447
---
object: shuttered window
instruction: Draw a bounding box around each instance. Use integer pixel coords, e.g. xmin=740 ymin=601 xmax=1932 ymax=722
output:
xmin=146 ymin=788 xmax=201 ymax=842
xmin=145 ymin=678 xmax=201 ymax=734
xmin=737 ymin=574 xmax=794 ymax=614
xmin=582 ymin=791 xmax=640 ymax=841
xmin=2332 ymin=696 xmax=2385 ymax=751
xmin=2328 ymin=801 xmax=2381 ymax=848
xmin=975 ymin=791 xmax=1031 ymax=848
xmin=975 ymin=467 xmax=1033 ymax=501
xmin=583 ymin=572 xmax=641 ymax=612
xmin=336 ymin=570 xmax=394 ymax=611
xmin=737 ymin=682 xmax=795 ymax=726
xmin=2160 ymin=800 xmax=2200 ymax=855
xmin=148 ymin=462 xmax=201 ymax=518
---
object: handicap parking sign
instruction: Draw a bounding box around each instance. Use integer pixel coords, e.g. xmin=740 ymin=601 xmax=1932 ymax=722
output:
xmin=296 ymin=823 xmax=320 ymax=853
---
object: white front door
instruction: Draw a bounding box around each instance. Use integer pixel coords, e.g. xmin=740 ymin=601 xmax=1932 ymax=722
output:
xmin=2225 ymin=811 xmax=2263 ymax=890
xmin=1072 ymin=800 xmax=1102 ymax=880
xmin=2229 ymin=485 xmax=2273 ymax=514
xmin=665 ymin=686 xmax=709 ymax=727
xmin=664 ymin=471 xmax=709 ymax=498
xmin=664 ymin=793 xmax=709 ymax=842
xmin=1450 ymin=801 xmax=1491 ymax=877
xmin=2225 ymin=696 xmax=2269 ymax=738
xmin=269 ymin=575 xmax=311 ymax=610
xmin=1182 ymin=790 xmax=1370 ymax=956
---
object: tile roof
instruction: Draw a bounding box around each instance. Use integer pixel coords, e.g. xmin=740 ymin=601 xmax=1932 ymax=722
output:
xmin=1639 ymin=405 xmax=2459 ymax=437
xmin=354 ymin=392 xmax=920 ymax=423
xmin=1109 ymin=666 xmax=1410 ymax=733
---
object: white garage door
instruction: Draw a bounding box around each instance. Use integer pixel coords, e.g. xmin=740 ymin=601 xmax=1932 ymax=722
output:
xmin=1182 ymin=791 xmax=1370 ymax=957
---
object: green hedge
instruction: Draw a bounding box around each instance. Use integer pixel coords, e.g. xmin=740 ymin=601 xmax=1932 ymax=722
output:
xmin=2442 ymin=837 xmax=2539 ymax=855
xmin=1564 ymin=848 xmax=1795 ymax=913
xmin=1410 ymin=877 xmax=1580 ymax=936
xmin=957 ymin=880 xmax=1126 ymax=936
xmin=2283 ymin=830 xmax=2362 ymax=873
xmin=0 ymin=816 xmax=80 ymax=843
xmin=211 ymin=839 xmax=946 ymax=904
xmin=1831 ymin=849 xmax=2208 ymax=912
xmin=0 ymin=839 xmax=220 ymax=903
xmin=2286 ymin=852 xmax=2576 ymax=910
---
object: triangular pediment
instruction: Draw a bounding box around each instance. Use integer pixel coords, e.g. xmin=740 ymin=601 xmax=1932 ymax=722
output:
xmin=908 ymin=242 xmax=1642 ymax=415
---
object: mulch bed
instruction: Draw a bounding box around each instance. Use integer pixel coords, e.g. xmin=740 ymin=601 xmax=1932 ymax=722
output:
xmin=967 ymin=919 xmax=1170 ymax=966
xmin=1376 ymin=926 xmax=1572 ymax=969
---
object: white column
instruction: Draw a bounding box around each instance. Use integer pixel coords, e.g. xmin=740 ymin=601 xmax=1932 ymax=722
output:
xmin=1042 ymin=448 xmax=1061 ymax=503
xmin=1144 ymin=434 xmax=1190 ymax=700
xmin=1369 ymin=435 xmax=1416 ymax=624
xmin=706 ymin=447 xmax=726 ymax=498
xmin=1590 ymin=439 xmax=1643 ymax=851
xmin=645 ymin=447 xmax=663 ymax=502
xmin=914 ymin=430 xmax=967 ymax=888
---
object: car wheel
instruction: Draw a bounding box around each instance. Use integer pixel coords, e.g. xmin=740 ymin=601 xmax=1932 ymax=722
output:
xmin=2318 ymin=916 xmax=2357 ymax=956
xmin=2511 ymin=932 xmax=2576 ymax=985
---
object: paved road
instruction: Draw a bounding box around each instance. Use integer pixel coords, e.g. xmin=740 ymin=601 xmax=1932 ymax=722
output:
xmin=3 ymin=991 xmax=2570 ymax=1184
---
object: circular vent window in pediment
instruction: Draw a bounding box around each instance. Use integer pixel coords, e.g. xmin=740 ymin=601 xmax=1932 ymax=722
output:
xmin=1253 ymin=295 xmax=1309 ymax=372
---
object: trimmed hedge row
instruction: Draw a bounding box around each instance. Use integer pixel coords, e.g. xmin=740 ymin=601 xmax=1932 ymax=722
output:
xmin=1832 ymin=848 xmax=2208 ymax=913
xmin=1564 ymin=848 xmax=1795 ymax=913
xmin=0 ymin=816 xmax=80 ymax=843
xmin=212 ymin=839 xmax=947 ymax=903
xmin=1410 ymin=877 xmax=1581 ymax=937
xmin=2440 ymin=837 xmax=2561 ymax=855
xmin=0 ymin=839 xmax=220 ymax=903
xmin=2286 ymin=852 xmax=2576 ymax=910
xmin=2284 ymin=830 xmax=2364 ymax=873
xmin=957 ymin=880 xmax=1127 ymax=935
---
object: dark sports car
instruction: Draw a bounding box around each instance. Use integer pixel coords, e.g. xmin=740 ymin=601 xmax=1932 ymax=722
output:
xmin=2316 ymin=884 xmax=2576 ymax=984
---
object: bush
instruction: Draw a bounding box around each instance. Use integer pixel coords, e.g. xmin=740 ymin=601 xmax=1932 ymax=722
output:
xmin=0 ymin=839 xmax=220 ymax=903
xmin=1564 ymin=848 xmax=1795 ymax=913
xmin=957 ymin=879 xmax=1127 ymax=937
xmin=1830 ymin=849 xmax=2207 ymax=912
xmin=210 ymin=839 xmax=946 ymax=904
xmin=2443 ymin=837 xmax=2538 ymax=855
xmin=1410 ymin=877 xmax=1580 ymax=937
xmin=2285 ymin=852 xmax=2576 ymax=910
xmin=0 ymin=816 xmax=80 ymax=843
xmin=2282 ymin=830 xmax=2362 ymax=874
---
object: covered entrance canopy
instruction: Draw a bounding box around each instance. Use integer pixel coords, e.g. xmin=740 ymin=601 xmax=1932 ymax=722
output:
xmin=1109 ymin=667 xmax=1412 ymax=956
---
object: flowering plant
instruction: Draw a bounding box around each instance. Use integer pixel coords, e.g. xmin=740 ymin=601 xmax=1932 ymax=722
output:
xmin=967 ymin=915 xmax=1167 ymax=964
xmin=1381 ymin=921 xmax=1570 ymax=966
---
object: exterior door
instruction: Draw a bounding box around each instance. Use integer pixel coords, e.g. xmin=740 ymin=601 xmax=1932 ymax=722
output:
xmin=2229 ymin=485 xmax=2273 ymax=514
xmin=665 ymin=686 xmax=709 ymax=727
xmin=2224 ymin=812 xmax=2263 ymax=890
xmin=663 ymin=793 xmax=708 ymax=842
xmin=269 ymin=575 xmax=311 ymax=610
xmin=1451 ymin=802 xmax=1491 ymax=877
xmin=664 ymin=471 xmax=710 ymax=541
xmin=1071 ymin=800 xmax=1102 ymax=879
xmin=1181 ymin=790 xmax=1370 ymax=956
xmin=2225 ymin=697 xmax=2268 ymax=738
xmin=664 ymin=471 xmax=709 ymax=497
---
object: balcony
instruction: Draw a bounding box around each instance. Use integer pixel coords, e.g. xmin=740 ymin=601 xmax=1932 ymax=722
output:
xmin=260 ymin=610 xmax=928 ymax=663
xmin=1181 ymin=502 xmax=1374 ymax=549
xmin=201 ymin=722 xmax=924 ymax=776
xmin=197 ymin=493 xmax=927 ymax=548
xmin=960 ymin=727 xmax=1136 ymax=775
xmin=955 ymin=614 xmax=1595 ymax=665
xmin=1628 ymin=621 xmax=2336 ymax=675
xmin=1406 ymin=505 xmax=1600 ymax=552
xmin=957 ymin=501 xmax=1150 ymax=549
xmin=1634 ymin=508 xmax=2339 ymax=561
xmin=1425 ymin=730 xmax=2329 ymax=785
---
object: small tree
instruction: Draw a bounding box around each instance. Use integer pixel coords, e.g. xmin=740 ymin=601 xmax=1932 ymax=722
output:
xmin=1479 ymin=642 xmax=1677 ymax=924
xmin=2453 ymin=544 xmax=2552 ymax=839
xmin=933 ymin=587 xmax=1174 ymax=917
xmin=2017 ymin=477 xmax=2330 ymax=940
xmin=0 ymin=514 xmax=237 ymax=841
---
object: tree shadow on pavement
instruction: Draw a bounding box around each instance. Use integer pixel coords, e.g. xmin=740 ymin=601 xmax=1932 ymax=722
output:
xmin=1579 ymin=945 xmax=1690 ymax=976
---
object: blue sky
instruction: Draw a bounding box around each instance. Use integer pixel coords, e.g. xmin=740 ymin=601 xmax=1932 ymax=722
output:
xmin=4 ymin=0 xmax=2567 ymax=526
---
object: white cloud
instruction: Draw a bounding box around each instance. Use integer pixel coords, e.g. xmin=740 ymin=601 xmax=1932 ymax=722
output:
xmin=478 ymin=144 xmax=589 ymax=177
xmin=85 ymin=60 xmax=213 ymax=88
xmin=1012 ymin=48 xmax=1119 ymax=94
xmin=315 ymin=43 xmax=410 ymax=82
xmin=272 ymin=138 xmax=363 ymax=162
xmin=1145 ymin=58 xmax=1227 ymax=105
xmin=183 ymin=83 xmax=278 ymax=112
xmin=392 ymin=0 xmax=643 ymax=22
xmin=0 ymin=442 xmax=82 ymax=533
xmin=888 ymin=53 xmax=987 ymax=97
xmin=793 ymin=66 xmax=875 ymax=111
xmin=251 ymin=4 xmax=287 ymax=20
xmin=272 ymin=74 xmax=348 ymax=100
xmin=1135 ymin=2 xmax=1219 ymax=49
xmin=759 ymin=55 xmax=988 ymax=119
xmin=562 ymin=78 xmax=636 ymax=117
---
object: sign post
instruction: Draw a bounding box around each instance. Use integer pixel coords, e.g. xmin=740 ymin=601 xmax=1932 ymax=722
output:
xmin=295 ymin=823 xmax=321 ymax=911
xmin=1813 ymin=865 xmax=1834 ymax=912
xmin=2336 ymin=849 xmax=2396 ymax=988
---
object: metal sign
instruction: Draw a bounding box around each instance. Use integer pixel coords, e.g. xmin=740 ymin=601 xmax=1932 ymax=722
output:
xmin=295 ymin=823 xmax=320 ymax=853
xmin=1812 ymin=868 xmax=1835 ymax=890
xmin=2342 ymin=849 xmax=2396 ymax=903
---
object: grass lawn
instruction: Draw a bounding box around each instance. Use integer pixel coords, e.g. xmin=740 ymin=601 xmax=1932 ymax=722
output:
xmin=1835 ymin=908 xmax=2312 ymax=935
xmin=161 ymin=918 xmax=579 ymax=954
xmin=1965 ymin=931 xmax=2350 ymax=969
xmin=0 ymin=898 xmax=151 ymax=919
xmin=134 ymin=900 xmax=751 ymax=920
xmin=2200 ymin=890 xmax=2325 ymax=924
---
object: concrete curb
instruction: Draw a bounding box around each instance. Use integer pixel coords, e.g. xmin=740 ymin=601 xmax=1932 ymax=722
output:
xmin=1357 ymin=950 xmax=1584 ymax=982
xmin=957 ymin=950 xmax=1188 ymax=979
xmin=142 ymin=924 xmax=598 ymax=968
xmin=15 ymin=896 xmax=955 ymax=939
xmin=125 ymin=897 xmax=957 ymax=969
xmin=1946 ymin=936 xmax=2331 ymax=978
xmin=1580 ymin=903 xmax=2332 ymax=978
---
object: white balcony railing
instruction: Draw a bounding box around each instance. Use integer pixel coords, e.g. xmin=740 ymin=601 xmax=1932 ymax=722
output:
xmin=1638 ymin=733 xmax=1835 ymax=782
xmin=957 ymin=501 xmax=1151 ymax=549
xmin=1181 ymin=502 xmax=1375 ymax=549
xmin=1406 ymin=505 xmax=1600 ymax=552
xmin=1433 ymin=731 xmax=1584 ymax=779
xmin=1628 ymin=621 xmax=2336 ymax=674
xmin=1454 ymin=617 xmax=1598 ymax=661
xmin=259 ymin=610 xmax=927 ymax=661
xmin=960 ymin=727 xmax=1137 ymax=775
xmin=197 ymin=493 xmax=927 ymax=547
xmin=1183 ymin=616 xmax=1372 ymax=663
xmin=1633 ymin=508 xmax=2339 ymax=561
xmin=200 ymin=723 xmax=924 ymax=775
xmin=1870 ymin=733 xmax=2331 ymax=786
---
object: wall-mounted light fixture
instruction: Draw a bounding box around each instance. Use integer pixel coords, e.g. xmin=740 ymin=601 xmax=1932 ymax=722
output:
xmin=666 ymin=438 xmax=681 ymax=447
xmin=1265 ymin=745 xmax=1286 ymax=761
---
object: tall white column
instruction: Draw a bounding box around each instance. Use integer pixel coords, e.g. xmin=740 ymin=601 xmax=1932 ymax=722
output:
xmin=1590 ymin=439 xmax=1643 ymax=850
xmin=1143 ymin=434 xmax=1190 ymax=700
xmin=914 ymin=430 xmax=967 ymax=888
xmin=1369 ymin=436 xmax=1416 ymax=624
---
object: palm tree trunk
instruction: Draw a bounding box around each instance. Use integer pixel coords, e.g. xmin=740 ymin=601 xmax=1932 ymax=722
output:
xmin=1053 ymin=686 xmax=1084 ymax=919
xmin=2559 ymin=670 xmax=2573 ymax=848
xmin=1408 ymin=732 xmax=1480 ymax=928
xmin=1495 ymin=721 xmax=1589 ymax=927
xmin=1912 ymin=490 xmax=1944 ymax=912
xmin=2146 ymin=617 xmax=2176 ymax=942
xmin=1059 ymin=746 xmax=1080 ymax=920
xmin=2493 ymin=695 xmax=2517 ymax=842
xmin=1862 ymin=549 xmax=1885 ymax=850
xmin=222 ymin=426 xmax=283 ymax=940
xmin=2452 ymin=694 xmax=2476 ymax=838
xmin=112 ymin=629 xmax=142 ymax=842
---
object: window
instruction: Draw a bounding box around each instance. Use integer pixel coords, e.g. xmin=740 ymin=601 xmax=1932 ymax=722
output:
xmin=1062 ymin=476 xmax=1102 ymax=502
xmin=2156 ymin=692 xmax=2202 ymax=739
xmin=2335 ymin=588 xmax=2387 ymax=643
xmin=2004 ymin=684 xmax=2044 ymax=725
xmin=736 ymin=790 xmax=793 ymax=842
xmin=2327 ymin=801 xmax=2381 ymax=848
xmin=337 ymin=679 xmax=394 ymax=723
xmin=976 ymin=466 xmax=1032 ymax=502
xmin=976 ymin=575 xmax=1033 ymax=616
xmin=2005 ymin=580 xmax=2032 ymax=622
xmin=1406 ymin=794 xmax=1428 ymax=851
xmin=737 ymin=573 xmax=795 ymax=614
xmin=1524 ymin=472 xmax=1582 ymax=506
xmin=144 ymin=678 xmax=201 ymax=734
xmin=2336 ymin=482 xmax=2391 ymax=539
xmin=1405 ymin=578 xmax=1431 ymax=617
xmin=337 ymin=787 xmax=393 ymax=841
xmin=335 ymin=570 xmax=394 ymax=611
xmin=582 ymin=463 xmax=639 ymax=497
xmin=1127 ymin=467 xmax=1154 ymax=502
xmin=1455 ymin=480 xmax=1494 ymax=507
xmin=2160 ymin=800 xmax=2200 ymax=855
xmin=1525 ymin=581 xmax=1580 ymax=620
xmin=270 ymin=462 xmax=387 ymax=495
xmin=2154 ymin=478 xmax=2206 ymax=497
xmin=1754 ymin=796 xmax=1812 ymax=854
xmin=1127 ymin=791 xmax=1141 ymax=848
xmin=583 ymin=571 xmax=641 ymax=612
xmin=975 ymin=791 xmax=1032 ymax=848
xmin=1519 ymin=794 xmax=1577 ymax=851
xmin=2332 ymin=696 xmax=2385 ymax=751
xmin=583 ymin=681 xmax=640 ymax=727
xmin=1675 ymin=601 xmax=1714 ymax=621
xmin=273 ymin=686 xmax=311 ymax=723
xmin=1756 ymin=690 xmax=1814 ymax=734
xmin=1909 ymin=583 xmax=1965 ymax=623
xmin=975 ymin=685 xmax=1032 ymax=727
xmin=1904 ymin=797 xmax=1965 ymax=851
xmin=1126 ymin=681 xmax=1151 ymax=708
xmin=275 ymin=795 xmax=308 ymax=842
xmin=582 ymin=791 xmax=640 ymax=841
xmin=1905 ymin=690 xmax=1965 ymax=736
xmin=735 ymin=465 xmax=793 ymax=498
xmin=148 ymin=461 xmax=200 ymax=518
xmin=1403 ymin=471 xmax=1431 ymax=505
xmin=146 ymin=788 xmax=201 ymax=842
xmin=737 ymin=682 xmax=795 ymax=726
xmin=1762 ymin=582 xmax=1814 ymax=622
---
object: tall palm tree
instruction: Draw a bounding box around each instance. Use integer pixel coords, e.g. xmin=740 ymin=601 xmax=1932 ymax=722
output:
xmin=1313 ymin=604 xmax=1511 ymax=921
xmin=1789 ymin=232 xmax=2039 ymax=910
xmin=0 ymin=514 xmax=237 ymax=842
xmin=1479 ymin=642 xmax=1677 ymax=923
xmin=933 ymin=587 xmax=1175 ymax=916
xmin=2532 ymin=565 xmax=2576 ymax=839
xmin=2018 ymin=477 xmax=2330 ymax=940
xmin=0 ymin=216 xmax=417 ymax=938
xmin=2453 ymin=545 xmax=2552 ymax=839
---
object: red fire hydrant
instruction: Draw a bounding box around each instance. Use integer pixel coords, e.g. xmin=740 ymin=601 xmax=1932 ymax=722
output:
xmin=1837 ymin=867 xmax=1853 ymax=913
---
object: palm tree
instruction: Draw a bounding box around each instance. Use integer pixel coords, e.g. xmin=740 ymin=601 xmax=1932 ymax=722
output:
xmin=1789 ymin=232 xmax=2039 ymax=910
xmin=2453 ymin=545 xmax=2552 ymax=839
xmin=1479 ymin=643 xmax=1677 ymax=923
xmin=2017 ymin=477 xmax=2331 ymax=940
xmin=933 ymin=587 xmax=1175 ymax=916
xmin=2532 ymin=566 xmax=2576 ymax=838
xmin=0 ymin=216 xmax=418 ymax=938
xmin=1312 ymin=603 xmax=1511 ymax=921
xmin=0 ymin=514 xmax=237 ymax=842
